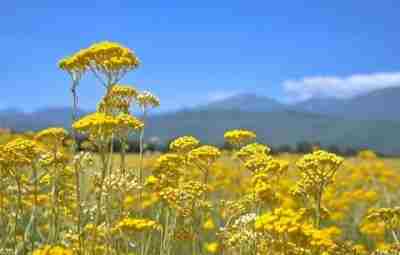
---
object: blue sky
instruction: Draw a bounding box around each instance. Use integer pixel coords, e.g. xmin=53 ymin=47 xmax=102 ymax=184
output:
xmin=1 ymin=1 xmax=399 ymax=112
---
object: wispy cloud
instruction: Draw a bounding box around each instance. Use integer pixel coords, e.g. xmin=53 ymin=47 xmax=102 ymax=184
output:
xmin=283 ymin=72 xmax=400 ymax=102
xmin=207 ymin=90 xmax=243 ymax=102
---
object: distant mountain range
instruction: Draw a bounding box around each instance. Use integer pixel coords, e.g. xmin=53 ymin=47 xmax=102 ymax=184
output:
xmin=1 ymin=87 xmax=400 ymax=154
xmin=295 ymin=87 xmax=400 ymax=121
xmin=196 ymin=86 xmax=400 ymax=121
xmin=0 ymin=107 xmax=87 ymax=132
xmin=200 ymin=93 xmax=286 ymax=112
xmin=144 ymin=109 xmax=400 ymax=155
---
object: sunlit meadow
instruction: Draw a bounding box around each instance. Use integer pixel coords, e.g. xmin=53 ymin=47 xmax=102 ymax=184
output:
xmin=1 ymin=41 xmax=400 ymax=255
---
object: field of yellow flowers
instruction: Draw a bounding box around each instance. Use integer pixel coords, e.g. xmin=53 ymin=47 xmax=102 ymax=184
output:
xmin=1 ymin=41 xmax=400 ymax=255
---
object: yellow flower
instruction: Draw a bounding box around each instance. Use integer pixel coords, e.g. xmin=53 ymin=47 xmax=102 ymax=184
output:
xmin=2 ymin=138 xmax=42 ymax=167
xmin=115 ymin=218 xmax=159 ymax=233
xmin=169 ymin=136 xmax=200 ymax=153
xmin=295 ymin=150 xmax=343 ymax=195
xmin=34 ymin=127 xmax=68 ymax=145
xmin=153 ymin=153 xmax=185 ymax=182
xmin=235 ymin=142 xmax=270 ymax=161
xmin=137 ymin=91 xmax=160 ymax=108
xmin=145 ymin=175 xmax=159 ymax=186
xmin=357 ymin=149 xmax=377 ymax=160
xmin=59 ymin=41 xmax=140 ymax=76
xmin=205 ymin=242 xmax=219 ymax=253
xmin=115 ymin=113 xmax=144 ymax=132
xmin=72 ymin=112 xmax=118 ymax=137
xmin=123 ymin=195 xmax=135 ymax=209
xmin=224 ymin=129 xmax=256 ymax=147
xmin=188 ymin=145 xmax=221 ymax=166
xmin=32 ymin=245 xmax=74 ymax=255
xmin=98 ymin=84 xmax=139 ymax=113
xmin=203 ymin=218 xmax=216 ymax=230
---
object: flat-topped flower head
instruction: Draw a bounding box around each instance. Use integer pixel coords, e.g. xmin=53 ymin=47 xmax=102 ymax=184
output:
xmin=2 ymin=138 xmax=42 ymax=167
xmin=235 ymin=142 xmax=270 ymax=162
xmin=115 ymin=113 xmax=144 ymax=133
xmin=109 ymin=84 xmax=139 ymax=98
xmin=98 ymin=84 xmax=139 ymax=113
xmin=58 ymin=48 xmax=88 ymax=74
xmin=59 ymin=41 xmax=140 ymax=84
xmin=152 ymin=153 xmax=185 ymax=187
xmin=245 ymin=154 xmax=288 ymax=175
xmin=154 ymin=153 xmax=184 ymax=176
xmin=35 ymin=127 xmax=68 ymax=145
xmin=169 ymin=136 xmax=200 ymax=153
xmin=59 ymin=41 xmax=139 ymax=72
xmin=224 ymin=129 xmax=256 ymax=147
xmin=188 ymin=145 xmax=221 ymax=166
xmin=295 ymin=150 xmax=343 ymax=197
xmin=72 ymin=112 xmax=118 ymax=138
xmin=297 ymin=150 xmax=344 ymax=180
xmin=137 ymin=91 xmax=160 ymax=109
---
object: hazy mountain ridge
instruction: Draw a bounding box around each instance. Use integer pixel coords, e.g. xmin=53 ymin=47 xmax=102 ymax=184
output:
xmin=0 ymin=107 xmax=87 ymax=132
xmin=200 ymin=93 xmax=287 ymax=112
xmin=1 ymin=87 xmax=400 ymax=154
xmin=293 ymin=87 xmax=400 ymax=120
xmin=194 ymin=86 xmax=400 ymax=121
xmin=143 ymin=109 xmax=400 ymax=155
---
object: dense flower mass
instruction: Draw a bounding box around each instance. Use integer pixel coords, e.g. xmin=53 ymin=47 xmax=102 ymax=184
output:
xmin=1 ymin=40 xmax=399 ymax=255
xmin=1 ymin=138 xmax=42 ymax=166
xmin=32 ymin=245 xmax=74 ymax=255
xmin=115 ymin=218 xmax=159 ymax=232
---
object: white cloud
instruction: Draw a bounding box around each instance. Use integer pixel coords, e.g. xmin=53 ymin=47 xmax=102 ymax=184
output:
xmin=283 ymin=72 xmax=400 ymax=102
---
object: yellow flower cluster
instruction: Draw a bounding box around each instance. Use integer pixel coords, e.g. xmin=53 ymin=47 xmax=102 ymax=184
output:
xmin=366 ymin=207 xmax=400 ymax=230
xmin=98 ymin=84 xmax=139 ymax=113
xmin=235 ymin=142 xmax=271 ymax=162
xmin=32 ymin=245 xmax=74 ymax=255
xmin=1 ymin=138 xmax=42 ymax=166
xmin=115 ymin=218 xmax=159 ymax=232
xmin=73 ymin=112 xmax=118 ymax=138
xmin=224 ymin=129 xmax=256 ymax=147
xmin=159 ymin=181 xmax=208 ymax=216
xmin=115 ymin=113 xmax=144 ymax=132
xmin=137 ymin=91 xmax=160 ymax=108
xmin=296 ymin=150 xmax=344 ymax=194
xmin=358 ymin=149 xmax=378 ymax=160
xmin=255 ymin=208 xmax=341 ymax=254
xmin=72 ymin=112 xmax=143 ymax=139
xmin=109 ymin=84 xmax=139 ymax=98
xmin=169 ymin=136 xmax=200 ymax=153
xmin=59 ymin=41 xmax=140 ymax=74
xmin=188 ymin=145 xmax=221 ymax=166
xmin=153 ymin=153 xmax=185 ymax=186
xmin=205 ymin=242 xmax=219 ymax=253
xmin=34 ymin=127 xmax=68 ymax=145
